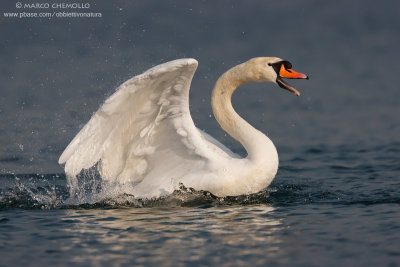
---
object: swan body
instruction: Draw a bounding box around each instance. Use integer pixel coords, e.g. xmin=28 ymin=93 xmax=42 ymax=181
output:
xmin=59 ymin=57 xmax=308 ymax=198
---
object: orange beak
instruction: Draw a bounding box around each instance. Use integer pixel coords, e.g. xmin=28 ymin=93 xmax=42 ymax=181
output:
xmin=275 ymin=62 xmax=309 ymax=96
xmin=279 ymin=64 xmax=308 ymax=79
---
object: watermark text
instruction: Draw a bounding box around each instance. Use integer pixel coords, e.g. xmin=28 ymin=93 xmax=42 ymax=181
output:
xmin=4 ymin=2 xmax=102 ymax=19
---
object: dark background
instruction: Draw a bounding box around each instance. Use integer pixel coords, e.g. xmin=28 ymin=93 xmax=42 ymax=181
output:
xmin=1 ymin=0 xmax=399 ymax=174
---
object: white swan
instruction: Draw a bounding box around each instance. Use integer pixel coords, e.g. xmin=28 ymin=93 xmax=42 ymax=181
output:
xmin=59 ymin=57 xmax=308 ymax=198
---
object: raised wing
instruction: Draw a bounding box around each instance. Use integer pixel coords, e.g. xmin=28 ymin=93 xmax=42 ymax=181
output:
xmin=59 ymin=59 xmax=229 ymax=196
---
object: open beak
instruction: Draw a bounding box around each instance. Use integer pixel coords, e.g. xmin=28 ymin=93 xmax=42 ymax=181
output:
xmin=277 ymin=64 xmax=309 ymax=96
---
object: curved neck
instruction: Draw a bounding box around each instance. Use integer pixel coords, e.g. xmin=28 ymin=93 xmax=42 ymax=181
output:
xmin=211 ymin=63 xmax=275 ymax=162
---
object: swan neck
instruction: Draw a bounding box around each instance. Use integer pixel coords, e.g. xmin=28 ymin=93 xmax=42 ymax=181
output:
xmin=211 ymin=63 xmax=274 ymax=161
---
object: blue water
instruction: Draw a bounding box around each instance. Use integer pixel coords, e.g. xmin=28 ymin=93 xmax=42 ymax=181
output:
xmin=1 ymin=0 xmax=400 ymax=266
xmin=1 ymin=142 xmax=399 ymax=266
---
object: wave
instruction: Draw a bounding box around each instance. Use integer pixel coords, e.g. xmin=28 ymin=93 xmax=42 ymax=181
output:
xmin=0 ymin=173 xmax=274 ymax=210
xmin=1 ymin=172 xmax=399 ymax=210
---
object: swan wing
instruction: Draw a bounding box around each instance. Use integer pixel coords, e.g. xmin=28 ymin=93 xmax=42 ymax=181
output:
xmin=59 ymin=59 xmax=227 ymax=195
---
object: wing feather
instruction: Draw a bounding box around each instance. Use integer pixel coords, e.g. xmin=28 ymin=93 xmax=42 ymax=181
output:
xmin=59 ymin=59 xmax=223 ymax=195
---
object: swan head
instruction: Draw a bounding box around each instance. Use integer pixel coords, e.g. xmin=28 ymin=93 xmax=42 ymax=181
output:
xmin=246 ymin=57 xmax=309 ymax=96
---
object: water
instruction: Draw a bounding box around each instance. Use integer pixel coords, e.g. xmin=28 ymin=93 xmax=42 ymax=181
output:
xmin=1 ymin=0 xmax=400 ymax=266
xmin=1 ymin=143 xmax=399 ymax=266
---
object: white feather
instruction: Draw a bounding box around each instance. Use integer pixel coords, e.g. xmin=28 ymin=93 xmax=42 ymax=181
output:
xmin=59 ymin=57 xmax=285 ymax=198
xmin=60 ymin=59 xmax=237 ymax=197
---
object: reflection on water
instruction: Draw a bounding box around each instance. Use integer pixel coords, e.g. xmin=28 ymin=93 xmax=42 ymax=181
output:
xmin=1 ymin=202 xmax=399 ymax=266
xmin=61 ymin=205 xmax=282 ymax=265
xmin=1 ymin=142 xmax=399 ymax=265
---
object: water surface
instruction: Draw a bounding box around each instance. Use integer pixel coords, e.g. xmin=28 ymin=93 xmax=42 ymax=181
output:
xmin=1 ymin=143 xmax=399 ymax=266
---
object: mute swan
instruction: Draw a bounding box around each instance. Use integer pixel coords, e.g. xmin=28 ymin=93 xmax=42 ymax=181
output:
xmin=59 ymin=57 xmax=308 ymax=198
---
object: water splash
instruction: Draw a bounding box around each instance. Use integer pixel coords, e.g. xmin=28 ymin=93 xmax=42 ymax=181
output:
xmin=0 ymin=172 xmax=274 ymax=210
xmin=2 ymin=141 xmax=400 ymax=211
xmin=0 ymin=174 xmax=67 ymax=209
